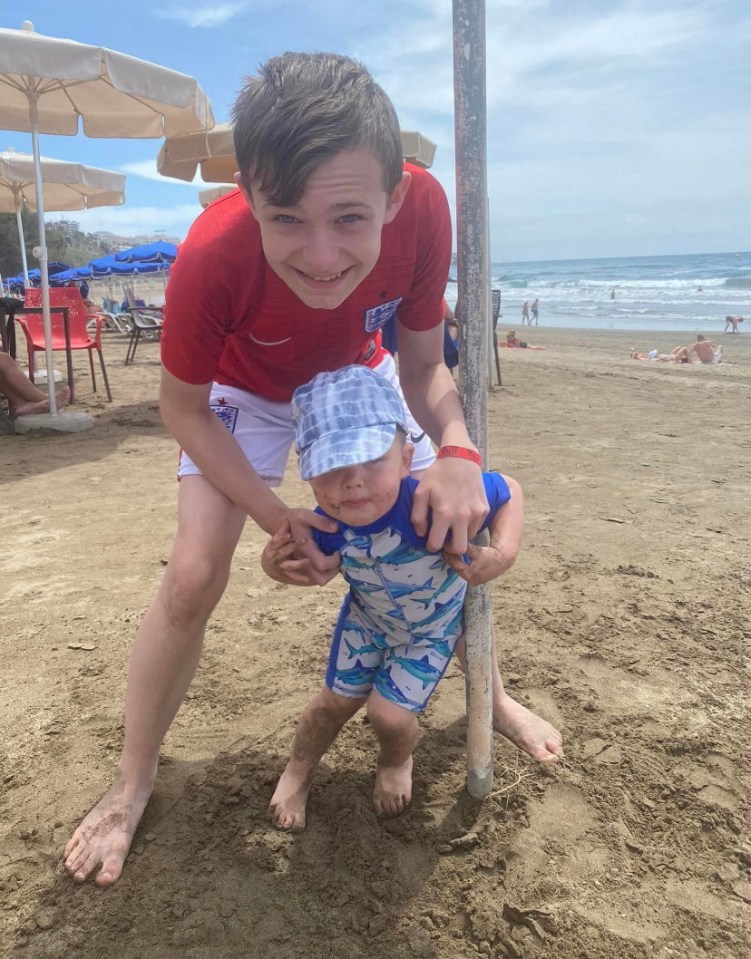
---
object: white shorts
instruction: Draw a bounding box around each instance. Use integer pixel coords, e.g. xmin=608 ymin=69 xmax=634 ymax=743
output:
xmin=177 ymin=353 xmax=436 ymax=485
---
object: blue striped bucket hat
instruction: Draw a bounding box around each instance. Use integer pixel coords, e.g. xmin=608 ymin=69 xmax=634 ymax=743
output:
xmin=292 ymin=366 xmax=407 ymax=481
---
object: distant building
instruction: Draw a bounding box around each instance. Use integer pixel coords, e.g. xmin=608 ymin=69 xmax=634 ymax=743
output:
xmin=51 ymin=218 xmax=79 ymax=239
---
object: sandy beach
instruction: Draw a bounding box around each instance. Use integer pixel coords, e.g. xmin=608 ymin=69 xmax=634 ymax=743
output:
xmin=1 ymin=326 xmax=750 ymax=958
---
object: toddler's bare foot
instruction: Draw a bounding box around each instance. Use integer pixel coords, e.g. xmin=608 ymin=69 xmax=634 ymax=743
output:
xmin=64 ymin=775 xmax=153 ymax=886
xmin=373 ymin=756 xmax=413 ymax=816
xmin=494 ymin=694 xmax=564 ymax=763
xmin=269 ymin=763 xmax=314 ymax=832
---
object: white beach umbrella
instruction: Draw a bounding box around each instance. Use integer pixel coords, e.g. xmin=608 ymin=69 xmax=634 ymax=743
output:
xmin=0 ymin=20 xmax=214 ymax=415
xmin=158 ymin=122 xmax=235 ymax=183
xmin=198 ymin=185 xmax=238 ymax=208
xmin=158 ymin=124 xmax=437 ymax=185
xmin=398 ymin=130 xmax=437 ymax=169
xmin=0 ymin=148 xmax=126 ymax=286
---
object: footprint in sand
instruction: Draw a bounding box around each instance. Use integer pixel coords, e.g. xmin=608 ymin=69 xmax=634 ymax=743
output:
xmin=680 ymin=750 xmax=742 ymax=812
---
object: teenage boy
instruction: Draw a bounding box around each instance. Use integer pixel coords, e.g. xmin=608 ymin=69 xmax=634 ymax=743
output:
xmin=64 ymin=52 xmax=561 ymax=888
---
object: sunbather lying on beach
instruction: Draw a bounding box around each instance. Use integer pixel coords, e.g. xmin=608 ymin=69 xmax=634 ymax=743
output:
xmin=631 ymin=349 xmax=688 ymax=363
xmin=631 ymin=337 xmax=724 ymax=365
xmin=501 ymin=330 xmax=546 ymax=350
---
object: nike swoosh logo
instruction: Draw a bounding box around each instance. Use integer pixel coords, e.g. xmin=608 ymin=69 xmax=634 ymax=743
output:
xmin=408 ymin=431 xmax=426 ymax=444
xmin=248 ymin=332 xmax=293 ymax=346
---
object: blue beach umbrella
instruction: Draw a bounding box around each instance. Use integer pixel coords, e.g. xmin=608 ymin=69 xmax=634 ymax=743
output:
xmin=19 ymin=262 xmax=71 ymax=285
xmin=89 ymin=258 xmax=169 ymax=277
xmin=50 ymin=266 xmax=92 ymax=284
xmin=87 ymin=254 xmax=122 ymax=276
xmin=114 ymin=241 xmax=177 ymax=263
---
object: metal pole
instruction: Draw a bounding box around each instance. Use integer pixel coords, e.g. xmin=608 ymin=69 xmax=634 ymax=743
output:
xmin=14 ymin=197 xmax=31 ymax=288
xmin=453 ymin=0 xmax=494 ymax=799
xmin=485 ymin=200 xmax=501 ymax=386
xmin=29 ymin=95 xmax=58 ymax=415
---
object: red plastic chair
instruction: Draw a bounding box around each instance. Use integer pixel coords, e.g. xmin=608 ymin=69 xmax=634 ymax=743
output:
xmin=19 ymin=288 xmax=112 ymax=401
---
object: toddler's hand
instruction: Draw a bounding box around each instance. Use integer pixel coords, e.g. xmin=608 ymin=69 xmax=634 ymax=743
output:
xmin=262 ymin=517 xmax=340 ymax=587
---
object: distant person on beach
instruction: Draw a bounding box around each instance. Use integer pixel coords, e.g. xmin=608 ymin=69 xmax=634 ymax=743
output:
xmin=688 ymin=334 xmax=719 ymax=364
xmin=121 ymin=297 xmax=146 ymax=311
xmin=380 ymin=297 xmax=460 ymax=373
xmin=502 ymin=330 xmax=546 ymax=350
xmin=0 ymin=352 xmax=70 ymax=415
xmin=635 ymin=336 xmax=723 ymax=365
xmin=262 ymin=367 xmax=545 ymax=830
xmin=724 ymin=315 xmax=744 ymax=334
xmin=610 ymin=288 xmax=616 ymax=300
xmin=631 ymin=348 xmax=689 ymax=363
xmin=521 ymin=301 xmax=530 ymax=325
xmin=530 ymin=298 xmax=539 ymax=325
xmin=443 ymin=300 xmax=460 ymax=372
xmin=64 ymin=51 xmax=561 ymax=888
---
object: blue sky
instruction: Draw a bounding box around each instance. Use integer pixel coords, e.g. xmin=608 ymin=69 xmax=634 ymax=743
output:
xmin=4 ymin=1 xmax=750 ymax=261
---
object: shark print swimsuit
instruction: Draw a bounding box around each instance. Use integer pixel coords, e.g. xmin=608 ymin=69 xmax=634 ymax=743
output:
xmin=313 ymin=474 xmax=510 ymax=711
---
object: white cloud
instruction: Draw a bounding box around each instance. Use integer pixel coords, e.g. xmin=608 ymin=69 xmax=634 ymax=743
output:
xmin=49 ymin=204 xmax=203 ymax=240
xmin=120 ymin=159 xmax=222 ymax=190
xmin=119 ymin=160 xmax=193 ymax=185
xmin=343 ymin=0 xmax=750 ymax=258
xmin=156 ymin=3 xmax=248 ymax=28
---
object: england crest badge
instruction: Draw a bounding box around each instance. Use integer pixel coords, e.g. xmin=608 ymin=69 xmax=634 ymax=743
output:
xmin=364 ymin=297 xmax=403 ymax=333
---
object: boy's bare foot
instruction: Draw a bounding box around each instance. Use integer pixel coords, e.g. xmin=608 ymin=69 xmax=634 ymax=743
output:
xmin=373 ymin=756 xmax=413 ymax=816
xmin=269 ymin=763 xmax=314 ymax=832
xmin=63 ymin=775 xmax=153 ymax=886
xmin=493 ymin=694 xmax=564 ymax=763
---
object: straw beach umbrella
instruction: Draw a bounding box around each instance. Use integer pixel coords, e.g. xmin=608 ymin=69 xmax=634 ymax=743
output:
xmin=0 ymin=148 xmax=126 ymax=287
xmin=158 ymin=125 xmax=437 ymax=185
xmin=199 ymin=185 xmax=238 ymax=208
xmin=157 ymin=122 xmax=235 ymax=183
xmin=398 ymin=130 xmax=437 ymax=170
xmin=0 ymin=20 xmax=214 ymax=417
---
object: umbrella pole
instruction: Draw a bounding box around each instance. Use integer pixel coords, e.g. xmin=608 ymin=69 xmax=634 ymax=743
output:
xmin=453 ymin=0 xmax=494 ymax=799
xmin=29 ymin=97 xmax=58 ymax=415
xmin=14 ymin=196 xmax=31 ymax=288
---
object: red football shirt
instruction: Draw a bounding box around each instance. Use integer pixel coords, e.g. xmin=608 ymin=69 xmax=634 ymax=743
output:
xmin=161 ymin=163 xmax=451 ymax=402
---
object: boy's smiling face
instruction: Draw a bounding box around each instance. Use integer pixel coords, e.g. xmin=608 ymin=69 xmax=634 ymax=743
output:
xmin=239 ymin=146 xmax=411 ymax=310
xmin=309 ymin=435 xmax=413 ymax=527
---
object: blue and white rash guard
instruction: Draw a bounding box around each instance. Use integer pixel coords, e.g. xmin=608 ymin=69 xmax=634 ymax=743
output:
xmin=312 ymin=473 xmax=511 ymax=711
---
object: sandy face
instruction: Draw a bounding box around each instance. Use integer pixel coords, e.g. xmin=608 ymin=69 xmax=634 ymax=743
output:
xmin=1 ymin=327 xmax=750 ymax=958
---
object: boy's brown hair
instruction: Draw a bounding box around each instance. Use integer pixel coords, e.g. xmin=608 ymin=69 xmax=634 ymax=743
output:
xmin=232 ymin=52 xmax=403 ymax=206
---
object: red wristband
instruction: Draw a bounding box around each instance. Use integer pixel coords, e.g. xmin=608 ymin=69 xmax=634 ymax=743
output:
xmin=437 ymin=445 xmax=482 ymax=467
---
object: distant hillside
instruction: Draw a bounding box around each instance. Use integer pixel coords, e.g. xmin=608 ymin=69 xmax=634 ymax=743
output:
xmin=0 ymin=214 xmax=181 ymax=277
xmin=91 ymin=229 xmax=181 ymax=251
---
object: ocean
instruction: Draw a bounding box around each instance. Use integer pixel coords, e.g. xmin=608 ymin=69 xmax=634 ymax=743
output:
xmin=445 ymin=251 xmax=751 ymax=333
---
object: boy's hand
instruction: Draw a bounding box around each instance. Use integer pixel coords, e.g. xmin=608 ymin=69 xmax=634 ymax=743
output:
xmin=262 ymin=514 xmax=340 ymax=587
xmin=442 ymin=542 xmax=516 ymax=586
xmin=411 ymin=457 xmax=489 ymax=554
